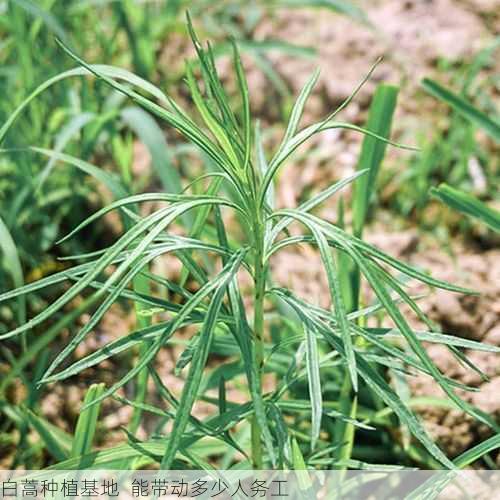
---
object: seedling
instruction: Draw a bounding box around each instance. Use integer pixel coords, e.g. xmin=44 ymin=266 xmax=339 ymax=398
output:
xmin=1 ymin=19 xmax=499 ymax=471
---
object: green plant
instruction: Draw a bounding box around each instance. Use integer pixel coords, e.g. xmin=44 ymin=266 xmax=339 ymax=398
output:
xmin=431 ymin=184 xmax=500 ymax=233
xmin=0 ymin=0 xmax=368 ymax=330
xmin=381 ymin=42 xmax=499 ymax=222
xmin=1 ymin=20 xmax=500 ymax=471
xmin=422 ymin=78 xmax=500 ymax=143
xmin=423 ymin=63 xmax=500 ymax=237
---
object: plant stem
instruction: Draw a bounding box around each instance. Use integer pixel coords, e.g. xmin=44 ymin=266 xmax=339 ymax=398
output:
xmin=251 ymin=221 xmax=266 ymax=469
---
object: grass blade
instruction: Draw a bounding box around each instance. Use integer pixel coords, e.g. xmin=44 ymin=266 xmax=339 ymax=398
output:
xmin=120 ymin=106 xmax=183 ymax=195
xmin=422 ymin=78 xmax=500 ymax=142
xmin=0 ymin=215 xmax=25 ymax=325
xmin=431 ymin=183 xmax=500 ymax=232
xmin=26 ymin=410 xmax=71 ymax=461
xmin=352 ymin=84 xmax=399 ymax=239
xmin=277 ymin=0 xmax=370 ymax=25
xmin=70 ymin=383 xmax=105 ymax=458
xmin=11 ymin=0 xmax=69 ymax=43
xmin=0 ymin=65 xmax=168 ymax=147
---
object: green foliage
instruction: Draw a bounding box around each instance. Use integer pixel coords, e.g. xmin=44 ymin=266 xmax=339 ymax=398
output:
xmin=421 ymin=56 xmax=500 ymax=235
xmin=352 ymin=84 xmax=399 ymax=239
xmin=1 ymin=0 xmax=358 ymax=334
xmin=431 ymin=183 xmax=500 ymax=232
xmin=277 ymin=0 xmax=370 ymax=25
xmin=382 ymin=42 xmax=499 ymax=224
xmin=71 ymin=383 xmax=106 ymax=458
xmin=422 ymin=78 xmax=500 ymax=143
xmin=1 ymin=19 xmax=498 ymax=473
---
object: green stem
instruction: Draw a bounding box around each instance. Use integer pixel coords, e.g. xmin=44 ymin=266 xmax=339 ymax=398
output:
xmin=251 ymin=222 xmax=266 ymax=469
xmin=333 ymin=377 xmax=356 ymax=467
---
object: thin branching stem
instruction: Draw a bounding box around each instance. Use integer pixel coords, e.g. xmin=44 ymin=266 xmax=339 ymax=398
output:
xmin=251 ymin=208 xmax=266 ymax=468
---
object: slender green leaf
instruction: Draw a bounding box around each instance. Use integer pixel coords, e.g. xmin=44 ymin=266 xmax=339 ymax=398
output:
xmin=26 ymin=410 xmax=72 ymax=461
xmin=0 ymin=215 xmax=25 ymax=324
xmin=304 ymin=322 xmax=322 ymax=450
xmin=120 ymin=106 xmax=184 ymax=196
xmin=0 ymin=65 xmax=168 ymax=146
xmin=431 ymin=184 xmax=500 ymax=232
xmin=352 ymin=84 xmax=399 ymax=238
xmin=11 ymin=0 xmax=69 ymax=43
xmin=71 ymin=383 xmax=105 ymax=458
xmin=422 ymin=78 xmax=500 ymax=142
